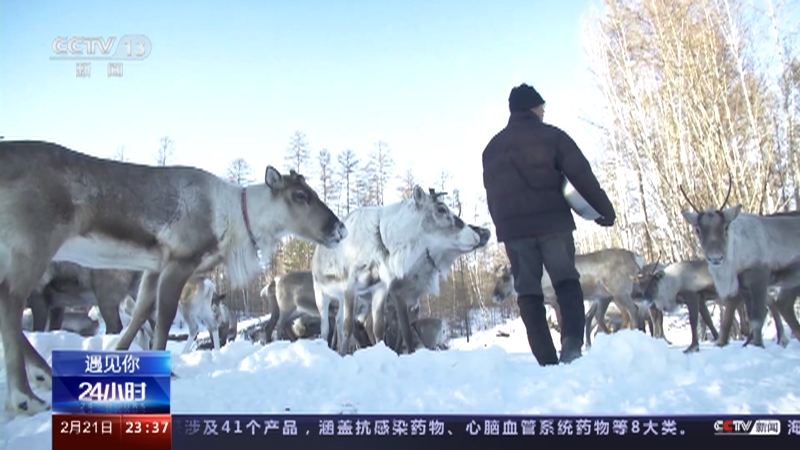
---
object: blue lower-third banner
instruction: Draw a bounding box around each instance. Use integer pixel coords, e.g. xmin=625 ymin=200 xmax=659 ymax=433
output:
xmin=170 ymin=414 xmax=800 ymax=449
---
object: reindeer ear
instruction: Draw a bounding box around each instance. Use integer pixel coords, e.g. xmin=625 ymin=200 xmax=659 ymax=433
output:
xmin=412 ymin=185 xmax=426 ymax=205
xmin=265 ymin=166 xmax=284 ymax=190
xmin=722 ymin=204 xmax=742 ymax=223
xmin=681 ymin=210 xmax=699 ymax=226
xmin=629 ymin=274 xmax=638 ymax=281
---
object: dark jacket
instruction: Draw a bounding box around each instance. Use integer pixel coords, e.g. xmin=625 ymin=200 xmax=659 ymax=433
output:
xmin=482 ymin=111 xmax=615 ymax=242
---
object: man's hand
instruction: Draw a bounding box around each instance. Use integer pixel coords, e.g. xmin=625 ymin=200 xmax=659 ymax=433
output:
xmin=595 ymin=215 xmax=615 ymax=227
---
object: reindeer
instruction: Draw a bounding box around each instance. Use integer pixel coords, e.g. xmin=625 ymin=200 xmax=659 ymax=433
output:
xmin=0 ymin=140 xmax=346 ymax=415
xmin=632 ymin=261 xmax=751 ymax=342
xmin=26 ymin=262 xmax=142 ymax=334
xmin=261 ymin=271 xmax=337 ymax=343
xmin=212 ymin=297 xmax=237 ymax=346
xmin=632 ymin=259 xmax=786 ymax=352
xmin=178 ymin=275 xmax=230 ymax=353
xmin=261 ymin=271 xmax=387 ymax=349
xmin=383 ymin=298 xmax=448 ymax=353
xmin=312 ymin=187 xmax=490 ymax=355
xmin=491 ymin=248 xmax=654 ymax=342
xmin=359 ymin=250 xmax=460 ymax=354
xmin=679 ymin=175 xmax=800 ymax=348
xmin=59 ymin=306 xmax=103 ymax=337
xmin=194 ymin=296 xmax=237 ymax=351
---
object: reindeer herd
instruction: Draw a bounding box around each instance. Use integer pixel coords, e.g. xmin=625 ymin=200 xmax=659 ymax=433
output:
xmin=493 ymin=177 xmax=800 ymax=354
xmin=1 ymin=140 xmax=798 ymax=419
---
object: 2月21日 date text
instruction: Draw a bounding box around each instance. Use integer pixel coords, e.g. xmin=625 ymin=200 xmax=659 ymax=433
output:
xmin=53 ymin=414 xmax=171 ymax=450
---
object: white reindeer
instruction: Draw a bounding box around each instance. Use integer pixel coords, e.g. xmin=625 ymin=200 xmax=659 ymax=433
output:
xmin=178 ymin=276 xmax=224 ymax=353
xmin=311 ymin=186 xmax=490 ymax=355
xmin=0 ymin=140 xmax=346 ymax=415
xmin=679 ymin=176 xmax=800 ymax=348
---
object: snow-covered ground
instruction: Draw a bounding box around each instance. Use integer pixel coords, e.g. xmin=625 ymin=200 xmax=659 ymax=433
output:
xmin=2 ymin=308 xmax=800 ymax=450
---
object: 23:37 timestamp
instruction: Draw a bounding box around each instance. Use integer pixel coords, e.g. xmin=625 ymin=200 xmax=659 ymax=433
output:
xmin=124 ymin=417 xmax=170 ymax=434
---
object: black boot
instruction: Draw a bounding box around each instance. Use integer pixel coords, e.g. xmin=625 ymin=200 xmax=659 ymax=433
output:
xmin=554 ymin=279 xmax=585 ymax=364
xmin=517 ymin=294 xmax=559 ymax=366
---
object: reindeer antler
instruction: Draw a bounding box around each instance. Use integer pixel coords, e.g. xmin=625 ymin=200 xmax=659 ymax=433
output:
xmin=651 ymin=251 xmax=662 ymax=274
xmin=679 ymin=184 xmax=701 ymax=213
xmin=428 ymin=188 xmax=448 ymax=202
xmin=719 ymin=171 xmax=733 ymax=210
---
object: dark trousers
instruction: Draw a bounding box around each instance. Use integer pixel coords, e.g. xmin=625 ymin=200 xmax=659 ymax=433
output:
xmin=504 ymin=233 xmax=585 ymax=365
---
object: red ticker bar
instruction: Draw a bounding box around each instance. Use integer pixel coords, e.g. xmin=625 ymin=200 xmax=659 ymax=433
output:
xmin=54 ymin=414 xmax=172 ymax=450
xmin=53 ymin=414 xmax=122 ymax=449
xmin=121 ymin=414 xmax=172 ymax=450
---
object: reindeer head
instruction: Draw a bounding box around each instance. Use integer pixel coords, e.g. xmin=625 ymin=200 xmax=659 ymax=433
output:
xmin=491 ymin=264 xmax=515 ymax=304
xmin=263 ymin=166 xmax=347 ymax=249
xmin=630 ymin=257 xmax=677 ymax=312
xmin=211 ymin=292 xmax=226 ymax=306
xmin=678 ymin=173 xmax=742 ymax=266
xmin=412 ymin=185 xmax=491 ymax=254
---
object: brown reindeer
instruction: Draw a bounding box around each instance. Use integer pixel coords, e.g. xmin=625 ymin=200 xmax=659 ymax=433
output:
xmin=0 ymin=140 xmax=346 ymax=416
xmin=26 ymin=262 xmax=141 ymax=334
xmin=491 ymin=248 xmax=658 ymax=342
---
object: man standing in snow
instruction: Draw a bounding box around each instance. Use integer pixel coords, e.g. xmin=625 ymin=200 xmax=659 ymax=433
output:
xmin=481 ymin=83 xmax=616 ymax=366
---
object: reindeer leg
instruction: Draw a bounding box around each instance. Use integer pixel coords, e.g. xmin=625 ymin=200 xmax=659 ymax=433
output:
xmin=590 ymin=297 xmax=609 ymax=334
xmin=363 ymin=310 xmax=376 ymax=345
xmin=27 ymin=291 xmax=49 ymax=332
xmin=736 ymin=301 xmax=751 ymax=339
xmin=766 ymin=300 xmax=788 ymax=347
xmin=697 ymin=299 xmax=719 ymax=341
xmin=716 ymin=296 xmax=742 ymax=347
xmin=0 ymin=275 xmax=52 ymax=415
xmin=202 ymin=307 xmax=221 ymax=351
xmin=210 ymin=324 xmax=221 ymax=351
xmin=617 ymin=294 xmax=641 ymax=331
xmin=339 ymin=283 xmax=357 ymax=356
xmin=549 ymin=298 xmax=564 ymax=333
xmin=275 ymin=311 xmax=293 ymax=341
xmin=47 ymin=305 xmax=65 ymax=331
xmin=775 ymin=286 xmax=800 ymax=342
xmin=116 ymin=272 xmax=159 ymax=351
xmin=370 ymin=286 xmax=388 ymax=345
xmin=389 ymin=287 xmax=416 ymax=355
xmin=738 ymin=268 xmax=769 ymax=348
xmin=584 ymin=301 xmax=598 ymax=348
xmin=650 ymin=306 xmax=669 ymax=344
xmin=683 ymin=293 xmax=702 ymax=353
xmin=92 ymin=276 xmax=125 ymax=335
xmin=152 ymin=261 xmax=197 ymax=351
xmin=313 ymin=282 xmax=333 ymax=349
xmin=181 ymin=302 xmax=198 ymax=354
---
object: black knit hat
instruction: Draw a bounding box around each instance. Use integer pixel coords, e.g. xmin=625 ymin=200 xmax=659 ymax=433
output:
xmin=508 ymin=83 xmax=545 ymax=112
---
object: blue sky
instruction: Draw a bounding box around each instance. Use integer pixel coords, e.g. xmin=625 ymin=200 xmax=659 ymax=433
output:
xmin=1 ymin=0 xmax=602 ymax=217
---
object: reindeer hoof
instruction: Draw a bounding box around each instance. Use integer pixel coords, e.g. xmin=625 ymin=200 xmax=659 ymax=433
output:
xmin=6 ymin=391 xmax=51 ymax=416
xmin=683 ymin=344 xmax=700 ymax=354
xmin=778 ymin=337 xmax=790 ymax=348
xmin=28 ymin=367 xmax=53 ymax=391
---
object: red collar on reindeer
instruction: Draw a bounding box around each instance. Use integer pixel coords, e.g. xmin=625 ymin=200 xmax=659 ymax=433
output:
xmin=240 ymin=188 xmax=259 ymax=249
